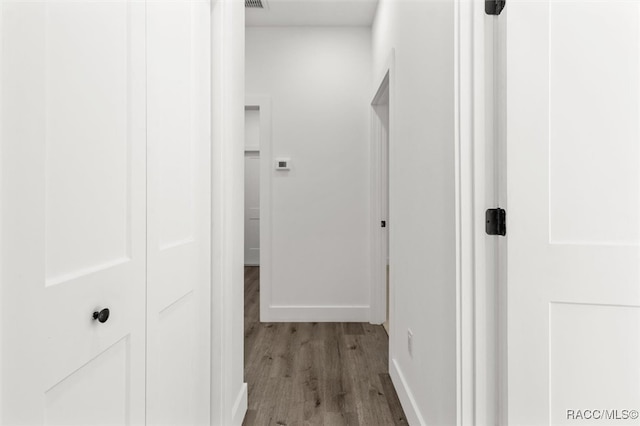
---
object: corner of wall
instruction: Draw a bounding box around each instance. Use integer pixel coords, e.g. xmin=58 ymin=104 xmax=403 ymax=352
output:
xmin=372 ymin=0 xmax=458 ymax=424
xmin=230 ymin=383 xmax=248 ymax=425
xmin=390 ymin=359 xmax=427 ymax=426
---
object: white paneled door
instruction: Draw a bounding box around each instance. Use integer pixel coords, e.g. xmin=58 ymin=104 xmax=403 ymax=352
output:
xmin=146 ymin=0 xmax=211 ymax=424
xmin=506 ymin=1 xmax=640 ymax=424
xmin=1 ymin=1 xmax=147 ymax=424
xmin=0 ymin=0 xmax=211 ymax=424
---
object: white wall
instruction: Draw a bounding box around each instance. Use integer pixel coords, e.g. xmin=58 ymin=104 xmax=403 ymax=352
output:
xmin=246 ymin=27 xmax=372 ymax=322
xmin=244 ymin=108 xmax=260 ymax=150
xmin=372 ymin=1 xmax=457 ymax=425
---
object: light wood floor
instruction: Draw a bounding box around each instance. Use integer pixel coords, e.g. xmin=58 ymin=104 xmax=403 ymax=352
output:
xmin=243 ymin=266 xmax=408 ymax=426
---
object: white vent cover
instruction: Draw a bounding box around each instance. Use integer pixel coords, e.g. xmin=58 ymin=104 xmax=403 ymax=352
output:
xmin=245 ymin=0 xmax=266 ymax=8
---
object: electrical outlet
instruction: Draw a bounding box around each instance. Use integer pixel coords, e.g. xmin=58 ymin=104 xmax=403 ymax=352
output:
xmin=407 ymin=329 xmax=414 ymax=358
xmin=275 ymin=158 xmax=291 ymax=170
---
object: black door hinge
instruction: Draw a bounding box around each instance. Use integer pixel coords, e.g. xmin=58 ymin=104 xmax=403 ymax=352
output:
xmin=485 ymin=0 xmax=505 ymax=15
xmin=486 ymin=208 xmax=506 ymax=236
xmin=381 ymin=221 xmax=387 ymax=228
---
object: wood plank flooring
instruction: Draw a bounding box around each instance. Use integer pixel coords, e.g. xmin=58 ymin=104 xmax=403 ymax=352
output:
xmin=243 ymin=267 xmax=408 ymax=426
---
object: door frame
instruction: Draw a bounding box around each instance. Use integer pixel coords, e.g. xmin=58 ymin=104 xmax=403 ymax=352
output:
xmin=455 ymin=0 xmax=502 ymax=424
xmin=244 ymin=96 xmax=272 ymax=322
xmin=370 ymin=50 xmax=395 ymax=326
xmin=0 ymin=1 xmax=4 ymax=415
xmin=210 ymin=0 xmax=248 ymax=424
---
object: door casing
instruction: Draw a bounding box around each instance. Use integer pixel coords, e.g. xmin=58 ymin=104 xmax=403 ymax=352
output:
xmin=455 ymin=0 xmax=503 ymax=424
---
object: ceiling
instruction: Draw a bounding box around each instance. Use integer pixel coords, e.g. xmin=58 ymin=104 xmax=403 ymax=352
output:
xmin=246 ymin=0 xmax=379 ymax=27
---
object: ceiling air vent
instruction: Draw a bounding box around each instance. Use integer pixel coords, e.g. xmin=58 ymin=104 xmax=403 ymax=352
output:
xmin=245 ymin=0 xmax=266 ymax=8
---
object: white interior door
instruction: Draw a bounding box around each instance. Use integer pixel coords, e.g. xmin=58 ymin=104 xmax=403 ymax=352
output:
xmin=145 ymin=0 xmax=211 ymax=424
xmin=244 ymin=151 xmax=260 ymax=266
xmin=1 ymin=1 xmax=147 ymax=424
xmin=505 ymin=1 xmax=640 ymax=424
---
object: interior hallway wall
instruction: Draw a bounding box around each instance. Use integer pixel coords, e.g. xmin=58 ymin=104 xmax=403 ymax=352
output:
xmin=245 ymin=27 xmax=373 ymax=321
xmin=372 ymin=1 xmax=457 ymax=424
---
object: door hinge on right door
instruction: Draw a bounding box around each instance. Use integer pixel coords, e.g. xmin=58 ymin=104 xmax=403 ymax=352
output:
xmin=486 ymin=208 xmax=506 ymax=236
xmin=485 ymin=0 xmax=505 ymax=15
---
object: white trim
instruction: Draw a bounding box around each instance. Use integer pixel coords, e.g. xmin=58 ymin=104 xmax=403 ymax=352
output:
xmin=230 ymin=383 xmax=248 ymax=426
xmin=264 ymin=305 xmax=370 ymax=323
xmin=369 ymin=49 xmax=395 ymax=326
xmin=454 ymin=0 xmax=475 ymax=424
xmin=245 ymin=95 xmax=272 ymax=323
xmin=455 ymin=0 xmax=501 ymax=424
xmin=211 ymin=1 xmax=247 ymax=425
xmin=0 ymin=0 xmax=4 ymax=419
xmin=495 ymin=8 xmax=508 ymax=425
xmin=390 ymin=358 xmax=427 ymax=426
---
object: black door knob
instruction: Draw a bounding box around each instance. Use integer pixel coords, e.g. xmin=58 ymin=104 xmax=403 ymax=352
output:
xmin=92 ymin=308 xmax=110 ymax=323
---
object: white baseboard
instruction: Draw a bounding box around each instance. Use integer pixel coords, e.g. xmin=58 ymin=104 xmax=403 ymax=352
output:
xmin=230 ymin=382 xmax=248 ymax=426
xmin=390 ymin=358 xmax=426 ymax=426
xmin=262 ymin=305 xmax=370 ymax=322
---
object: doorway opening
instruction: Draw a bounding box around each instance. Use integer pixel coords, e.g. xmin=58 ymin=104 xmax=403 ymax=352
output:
xmin=244 ymin=105 xmax=261 ymax=268
xmin=371 ymin=71 xmax=391 ymax=333
xmin=244 ymin=104 xmax=262 ymax=352
xmin=243 ymin=96 xmax=272 ymax=323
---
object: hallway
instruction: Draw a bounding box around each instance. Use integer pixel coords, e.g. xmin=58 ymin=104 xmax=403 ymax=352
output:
xmin=243 ymin=267 xmax=408 ymax=425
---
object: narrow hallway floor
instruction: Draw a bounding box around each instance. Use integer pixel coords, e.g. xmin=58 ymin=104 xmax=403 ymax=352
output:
xmin=243 ymin=267 xmax=408 ymax=426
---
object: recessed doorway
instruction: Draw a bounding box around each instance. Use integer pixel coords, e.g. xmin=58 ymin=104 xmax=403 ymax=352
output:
xmin=371 ymin=70 xmax=391 ymax=332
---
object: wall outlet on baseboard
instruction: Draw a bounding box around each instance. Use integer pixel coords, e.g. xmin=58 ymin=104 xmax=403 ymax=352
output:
xmin=407 ymin=329 xmax=414 ymax=358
